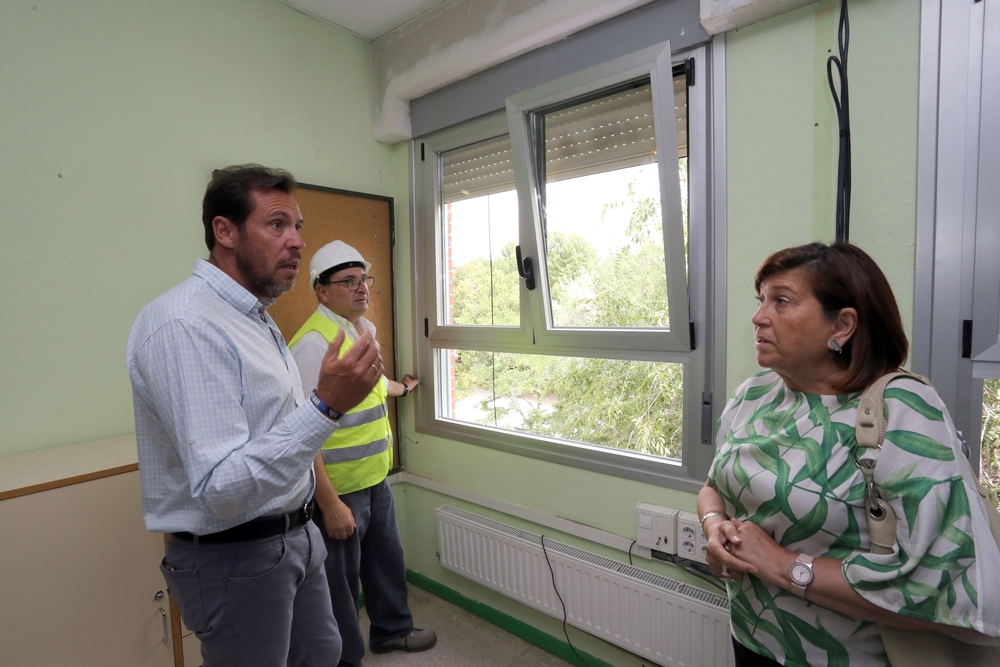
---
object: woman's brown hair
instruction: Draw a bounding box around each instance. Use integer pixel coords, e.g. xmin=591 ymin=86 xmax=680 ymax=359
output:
xmin=755 ymin=242 xmax=908 ymax=393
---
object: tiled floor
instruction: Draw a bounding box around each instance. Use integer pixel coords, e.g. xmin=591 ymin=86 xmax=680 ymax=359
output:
xmin=360 ymin=585 xmax=574 ymax=667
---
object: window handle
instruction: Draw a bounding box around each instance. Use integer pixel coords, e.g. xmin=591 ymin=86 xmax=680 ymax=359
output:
xmin=515 ymin=245 xmax=536 ymax=291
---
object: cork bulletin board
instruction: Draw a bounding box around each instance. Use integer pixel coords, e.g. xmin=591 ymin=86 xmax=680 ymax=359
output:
xmin=268 ymin=183 xmax=400 ymax=467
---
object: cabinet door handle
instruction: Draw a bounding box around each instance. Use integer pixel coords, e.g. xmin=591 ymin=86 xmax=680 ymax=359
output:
xmin=159 ymin=608 xmax=168 ymax=644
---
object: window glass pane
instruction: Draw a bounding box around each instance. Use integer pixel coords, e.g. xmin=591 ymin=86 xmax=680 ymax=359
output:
xmin=980 ymin=380 xmax=1000 ymax=506
xmin=441 ymin=135 xmax=519 ymax=326
xmin=440 ymin=348 xmax=684 ymax=460
xmin=538 ymin=76 xmax=687 ymax=330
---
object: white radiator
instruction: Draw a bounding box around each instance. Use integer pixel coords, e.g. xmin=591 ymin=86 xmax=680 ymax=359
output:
xmin=436 ymin=505 xmax=734 ymax=667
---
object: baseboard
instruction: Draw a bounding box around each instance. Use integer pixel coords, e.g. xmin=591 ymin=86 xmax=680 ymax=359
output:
xmin=405 ymin=569 xmax=616 ymax=667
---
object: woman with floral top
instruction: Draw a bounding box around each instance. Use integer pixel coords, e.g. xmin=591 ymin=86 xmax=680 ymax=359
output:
xmin=697 ymin=242 xmax=1000 ymax=667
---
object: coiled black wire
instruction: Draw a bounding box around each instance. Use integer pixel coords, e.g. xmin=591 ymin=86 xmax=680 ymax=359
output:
xmin=828 ymin=0 xmax=851 ymax=242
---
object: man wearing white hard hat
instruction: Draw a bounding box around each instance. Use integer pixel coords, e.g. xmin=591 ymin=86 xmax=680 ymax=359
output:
xmin=289 ymin=240 xmax=435 ymax=666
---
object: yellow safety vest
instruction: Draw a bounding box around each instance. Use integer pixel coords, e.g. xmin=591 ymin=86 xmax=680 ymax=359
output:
xmin=289 ymin=311 xmax=391 ymax=496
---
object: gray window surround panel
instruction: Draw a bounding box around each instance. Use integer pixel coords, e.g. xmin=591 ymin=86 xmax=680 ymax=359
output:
xmin=409 ymin=0 xmax=708 ymax=139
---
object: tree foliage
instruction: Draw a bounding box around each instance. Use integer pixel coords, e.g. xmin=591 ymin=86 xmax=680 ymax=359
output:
xmin=450 ymin=244 xmax=519 ymax=326
xmin=449 ymin=174 xmax=685 ymax=460
xmin=978 ymin=380 xmax=1000 ymax=508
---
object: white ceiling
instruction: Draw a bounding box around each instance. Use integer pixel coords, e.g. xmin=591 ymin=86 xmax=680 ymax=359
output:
xmin=277 ymin=0 xmax=448 ymax=42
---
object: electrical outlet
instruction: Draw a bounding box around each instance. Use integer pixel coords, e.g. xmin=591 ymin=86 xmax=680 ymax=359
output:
xmin=677 ymin=511 xmax=707 ymax=564
xmin=636 ymin=503 xmax=678 ymax=555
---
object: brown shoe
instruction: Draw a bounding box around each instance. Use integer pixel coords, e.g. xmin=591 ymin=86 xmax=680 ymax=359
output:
xmin=370 ymin=628 xmax=437 ymax=654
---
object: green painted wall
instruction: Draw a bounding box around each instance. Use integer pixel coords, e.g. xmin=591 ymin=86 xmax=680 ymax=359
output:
xmin=0 ymin=0 xmax=923 ymax=658
xmin=0 ymin=0 xmax=409 ymax=457
xmin=726 ymin=0 xmax=920 ymax=393
xmin=388 ymin=0 xmax=922 ymax=652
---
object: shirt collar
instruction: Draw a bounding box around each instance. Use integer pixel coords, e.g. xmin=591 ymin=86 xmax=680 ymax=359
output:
xmin=317 ymin=303 xmax=375 ymax=341
xmin=193 ymin=258 xmax=270 ymax=316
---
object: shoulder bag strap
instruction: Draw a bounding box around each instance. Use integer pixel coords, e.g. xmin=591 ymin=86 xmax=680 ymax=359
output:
xmin=855 ymin=370 xmax=930 ymax=555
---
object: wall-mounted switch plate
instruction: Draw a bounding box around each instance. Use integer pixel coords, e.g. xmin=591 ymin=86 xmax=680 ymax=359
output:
xmin=636 ymin=503 xmax=678 ymax=555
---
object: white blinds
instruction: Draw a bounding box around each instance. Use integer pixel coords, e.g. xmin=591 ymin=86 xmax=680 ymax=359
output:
xmin=441 ymin=134 xmax=514 ymax=203
xmin=442 ymin=74 xmax=687 ymax=203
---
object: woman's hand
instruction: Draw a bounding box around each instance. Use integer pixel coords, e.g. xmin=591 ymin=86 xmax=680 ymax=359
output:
xmin=725 ymin=519 xmax=789 ymax=583
xmin=704 ymin=516 xmax=758 ymax=581
xmin=698 ymin=480 xmax=760 ymax=581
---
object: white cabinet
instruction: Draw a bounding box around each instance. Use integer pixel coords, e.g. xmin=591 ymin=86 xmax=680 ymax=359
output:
xmin=0 ymin=470 xmax=176 ymax=667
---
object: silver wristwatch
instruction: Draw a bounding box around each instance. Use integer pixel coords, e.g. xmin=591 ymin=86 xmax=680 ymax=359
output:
xmin=787 ymin=553 xmax=815 ymax=597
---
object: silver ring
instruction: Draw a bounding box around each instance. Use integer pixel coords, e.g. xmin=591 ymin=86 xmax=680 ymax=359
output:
xmin=721 ymin=565 xmax=731 ymax=579
xmin=370 ymin=364 xmax=378 ymax=371
xmin=724 ymin=542 xmax=731 ymax=552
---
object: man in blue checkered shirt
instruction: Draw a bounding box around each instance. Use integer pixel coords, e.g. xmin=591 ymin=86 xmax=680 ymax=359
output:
xmin=127 ymin=164 xmax=382 ymax=666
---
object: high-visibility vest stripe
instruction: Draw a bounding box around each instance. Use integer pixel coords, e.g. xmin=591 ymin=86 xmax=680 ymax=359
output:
xmin=321 ymin=437 xmax=389 ymax=464
xmin=337 ymin=404 xmax=386 ymax=429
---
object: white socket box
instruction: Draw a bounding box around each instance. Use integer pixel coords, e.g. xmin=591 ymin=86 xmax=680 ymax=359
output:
xmin=677 ymin=510 xmax=708 ymax=564
xmin=635 ymin=503 xmax=679 ymax=554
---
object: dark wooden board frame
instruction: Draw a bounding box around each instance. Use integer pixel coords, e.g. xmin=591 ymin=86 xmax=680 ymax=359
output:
xmin=268 ymin=183 xmax=401 ymax=469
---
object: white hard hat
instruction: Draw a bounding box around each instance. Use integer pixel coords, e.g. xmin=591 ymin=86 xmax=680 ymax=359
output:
xmin=310 ymin=240 xmax=371 ymax=289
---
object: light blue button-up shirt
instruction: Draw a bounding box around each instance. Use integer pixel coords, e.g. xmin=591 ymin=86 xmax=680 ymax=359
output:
xmin=127 ymin=259 xmax=339 ymax=534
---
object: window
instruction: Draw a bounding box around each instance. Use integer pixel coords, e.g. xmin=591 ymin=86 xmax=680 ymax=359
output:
xmin=414 ymin=43 xmax=716 ymax=490
xmin=971 ymin=0 xmax=1000 ymax=505
xmin=916 ymin=0 xmax=999 ymax=505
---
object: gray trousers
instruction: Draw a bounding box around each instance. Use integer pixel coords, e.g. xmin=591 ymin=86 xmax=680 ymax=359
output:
xmin=162 ymin=521 xmax=341 ymax=666
xmin=314 ymin=478 xmax=413 ymax=667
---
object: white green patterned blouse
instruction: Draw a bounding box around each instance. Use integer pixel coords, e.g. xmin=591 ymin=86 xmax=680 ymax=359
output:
xmin=709 ymin=370 xmax=1000 ymax=667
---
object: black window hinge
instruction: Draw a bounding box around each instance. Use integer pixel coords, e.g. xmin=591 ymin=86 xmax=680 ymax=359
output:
xmin=962 ymin=320 xmax=972 ymax=358
xmin=420 ymin=143 xmax=425 ymax=161
xmin=685 ymin=57 xmax=695 ymax=87
xmin=424 ymin=318 xmax=429 ymax=338
xmin=689 ymin=321 xmax=696 ymax=351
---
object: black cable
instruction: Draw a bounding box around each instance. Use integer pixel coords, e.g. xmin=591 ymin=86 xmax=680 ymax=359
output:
xmin=540 ymin=535 xmax=594 ymax=667
xmin=649 ymin=550 xmax=727 ymax=593
xmin=827 ymin=0 xmax=852 ymax=242
xmin=538 ymin=535 xmax=725 ymax=667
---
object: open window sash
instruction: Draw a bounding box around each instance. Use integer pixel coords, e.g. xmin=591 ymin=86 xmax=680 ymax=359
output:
xmin=972 ymin=0 xmax=1000 ymax=375
xmin=505 ymin=41 xmax=691 ymax=355
xmin=418 ymin=111 xmax=531 ymax=351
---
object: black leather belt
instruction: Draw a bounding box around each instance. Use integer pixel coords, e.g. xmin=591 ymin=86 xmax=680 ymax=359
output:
xmin=174 ymin=500 xmax=314 ymax=544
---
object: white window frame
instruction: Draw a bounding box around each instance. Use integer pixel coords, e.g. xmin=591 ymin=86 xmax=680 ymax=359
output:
xmin=970 ymin=0 xmax=1000 ymax=370
xmin=506 ymin=41 xmax=691 ymax=355
xmin=915 ymin=0 xmax=998 ymax=475
xmin=411 ymin=43 xmax=720 ymax=491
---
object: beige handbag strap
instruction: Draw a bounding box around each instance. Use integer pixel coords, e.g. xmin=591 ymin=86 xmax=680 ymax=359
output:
xmin=855 ymin=371 xmax=929 ymax=450
xmin=855 ymin=371 xmax=929 ymax=555
xmin=857 ymin=370 xmax=1000 ymax=554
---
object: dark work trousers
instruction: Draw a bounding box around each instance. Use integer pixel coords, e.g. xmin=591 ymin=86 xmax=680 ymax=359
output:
xmin=313 ymin=478 xmax=413 ymax=667
xmin=162 ymin=521 xmax=341 ymax=667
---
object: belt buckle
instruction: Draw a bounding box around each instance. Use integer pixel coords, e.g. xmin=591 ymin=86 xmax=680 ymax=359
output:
xmin=302 ymin=499 xmax=315 ymax=523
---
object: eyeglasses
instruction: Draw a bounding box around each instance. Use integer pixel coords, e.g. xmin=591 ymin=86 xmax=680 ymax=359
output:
xmin=323 ymin=275 xmax=375 ymax=291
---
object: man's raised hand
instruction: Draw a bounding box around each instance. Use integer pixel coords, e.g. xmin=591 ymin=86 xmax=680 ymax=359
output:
xmin=314 ymin=330 xmax=385 ymax=416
